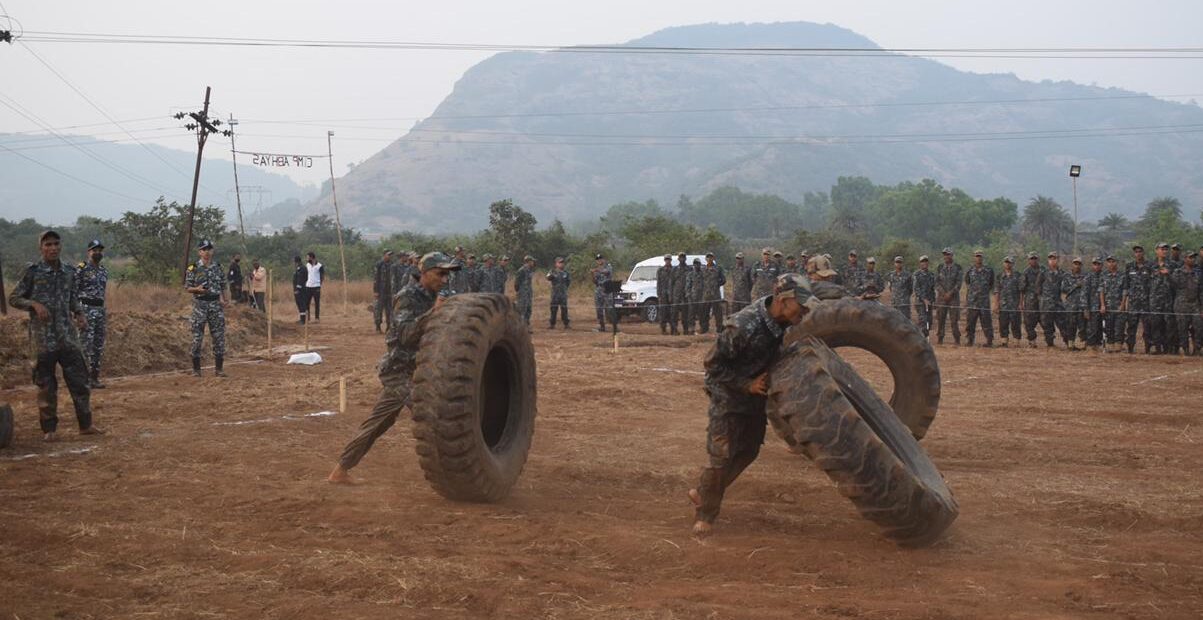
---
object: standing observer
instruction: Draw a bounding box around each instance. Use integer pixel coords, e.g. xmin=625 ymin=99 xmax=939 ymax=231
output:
xmin=305 ymin=251 xmax=325 ymax=322
xmin=75 ymin=239 xmax=109 ymax=388
xmin=292 ymin=255 xmax=309 ymax=324
xmin=591 ymin=253 xmax=613 ymax=333
xmin=185 ymin=239 xmax=228 ymax=377
xmin=228 ymin=253 xmax=244 ymax=305
xmin=546 ymin=256 xmax=571 ymax=329
xmin=373 ymin=249 xmax=394 ymax=333
xmin=250 ymin=259 xmax=267 ymax=312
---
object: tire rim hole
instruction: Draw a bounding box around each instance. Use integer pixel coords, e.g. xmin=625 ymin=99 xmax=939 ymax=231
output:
xmin=480 ymin=345 xmax=516 ymax=451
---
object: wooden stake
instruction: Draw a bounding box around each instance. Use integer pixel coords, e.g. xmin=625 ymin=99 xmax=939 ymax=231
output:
xmin=304 ymin=316 xmax=310 ymax=352
xmin=612 ymin=332 xmax=618 ymax=352
xmin=266 ymin=269 xmax=273 ymax=355
xmin=339 ymin=376 xmax=347 ymax=415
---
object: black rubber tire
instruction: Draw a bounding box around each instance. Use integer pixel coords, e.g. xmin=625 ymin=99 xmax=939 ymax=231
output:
xmin=767 ymin=339 xmax=958 ymax=546
xmin=790 ymin=296 xmax=941 ymax=440
xmin=0 ymin=404 xmax=12 ymax=449
xmin=410 ymin=293 xmax=537 ymax=502
xmin=642 ymin=300 xmax=659 ymax=324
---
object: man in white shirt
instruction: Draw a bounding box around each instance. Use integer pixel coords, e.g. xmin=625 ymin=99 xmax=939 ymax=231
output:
xmin=305 ymin=251 xmax=325 ymax=322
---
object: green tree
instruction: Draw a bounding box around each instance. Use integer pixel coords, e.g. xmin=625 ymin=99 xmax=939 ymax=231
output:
xmin=300 ymin=214 xmax=361 ymax=245
xmin=1022 ymin=196 xmax=1073 ymax=251
xmin=1137 ymin=196 xmax=1185 ymax=235
xmin=1098 ymin=212 xmax=1129 ymax=232
xmin=107 ymin=199 xmax=228 ymax=284
xmin=598 ymin=199 xmax=666 ymax=237
xmin=487 ymin=199 xmax=538 ymax=259
xmin=680 ymin=186 xmax=805 ymax=238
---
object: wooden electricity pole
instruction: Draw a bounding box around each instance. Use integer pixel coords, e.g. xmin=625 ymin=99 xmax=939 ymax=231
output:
xmin=175 ymin=86 xmax=229 ymax=284
xmin=327 ymin=130 xmax=349 ymax=317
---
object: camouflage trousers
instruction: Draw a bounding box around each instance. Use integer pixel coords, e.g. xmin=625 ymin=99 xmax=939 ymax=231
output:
xmin=1041 ymin=306 xmax=1066 ymax=345
xmin=1085 ymin=311 xmax=1104 ymax=346
xmin=594 ymin=290 xmax=607 ymax=326
xmin=1062 ymin=310 xmax=1088 ymax=344
xmin=998 ymin=309 xmax=1021 ymax=340
xmin=190 ymin=299 xmax=227 ymax=359
xmin=698 ymin=299 xmax=723 ymax=334
xmin=1147 ymin=305 xmax=1173 ymax=350
xmin=892 ymin=303 xmax=912 ymax=321
xmin=1176 ymin=306 xmax=1203 ymax=352
xmin=915 ymin=300 xmax=933 ymax=336
xmin=517 ymin=293 xmax=533 ymax=325
xmin=1022 ymin=301 xmax=1041 ymax=342
xmin=338 ymin=373 xmax=413 ymax=470
xmin=373 ymin=294 xmax=394 ymax=330
xmin=964 ymin=306 xmax=993 ymax=344
xmin=82 ymin=305 xmax=107 ymax=373
xmin=1100 ymin=311 xmax=1124 ymax=345
xmin=549 ymin=295 xmax=569 ymax=327
xmin=695 ymin=406 xmax=766 ymax=524
xmin=670 ymin=298 xmax=690 ymax=333
xmin=33 ymin=346 xmax=92 ymax=433
xmin=936 ymin=298 xmax=960 ymax=342
xmin=1123 ymin=309 xmax=1152 ymax=350
xmin=657 ymin=295 xmax=672 ymax=330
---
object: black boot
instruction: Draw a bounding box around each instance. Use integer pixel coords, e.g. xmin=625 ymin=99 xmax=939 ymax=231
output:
xmin=214 ymin=356 xmax=227 ymax=378
xmin=192 ymin=357 xmax=202 ymax=377
xmin=90 ymin=368 xmax=107 ymax=389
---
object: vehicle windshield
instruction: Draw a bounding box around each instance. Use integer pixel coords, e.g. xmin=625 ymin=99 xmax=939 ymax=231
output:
xmin=628 ymin=265 xmax=660 ymax=281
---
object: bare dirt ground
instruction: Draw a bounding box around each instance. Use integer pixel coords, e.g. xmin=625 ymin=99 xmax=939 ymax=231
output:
xmin=2 ymin=297 xmax=1202 ymax=619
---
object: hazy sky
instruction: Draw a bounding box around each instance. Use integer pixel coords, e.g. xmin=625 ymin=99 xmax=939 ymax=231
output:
xmin=3 ymin=0 xmax=1201 ymax=189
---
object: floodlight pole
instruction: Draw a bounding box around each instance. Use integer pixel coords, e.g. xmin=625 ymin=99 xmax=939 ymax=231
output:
xmin=1071 ymin=175 xmax=1079 ymax=257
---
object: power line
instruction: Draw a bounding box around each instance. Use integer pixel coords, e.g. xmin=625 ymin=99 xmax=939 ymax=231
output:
xmin=1 ymin=116 xmax=170 ymax=135
xmin=0 ymin=142 xmax=155 ymax=205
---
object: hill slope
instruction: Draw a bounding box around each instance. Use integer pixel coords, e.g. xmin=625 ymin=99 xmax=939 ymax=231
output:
xmin=312 ymin=22 xmax=1203 ymax=232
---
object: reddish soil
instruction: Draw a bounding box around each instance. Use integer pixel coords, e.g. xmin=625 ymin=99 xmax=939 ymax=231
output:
xmin=2 ymin=300 xmax=1202 ymax=619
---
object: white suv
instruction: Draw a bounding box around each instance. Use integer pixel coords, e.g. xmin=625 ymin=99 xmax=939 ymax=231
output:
xmin=614 ymin=254 xmax=723 ymax=323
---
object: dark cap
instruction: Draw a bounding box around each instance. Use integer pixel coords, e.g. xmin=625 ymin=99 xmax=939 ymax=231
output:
xmin=1106 ymin=255 xmax=1117 ymax=261
xmin=420 ymin=251 xmax=460 ymax=272
xmin=39 ymin=230 xmax=61 ymax=243
xmin=595 ymin=253 xmax=604 ymax=260
xmin=1091 ymin=256 xmax=1102 ymax=264
xmin=1027 ymin=252 xmax=1039 ymax=260
xmin=774 ymin=273 xmax=822 ymax=311
xmin=786 ymin=254 xmax=796 ymax=260
xmin=1132 ymin=244 xmax=1144 ymax=251
xmin=87 ymin=239 xmax=104 ymax=250
xmin=677 ymin=251 xmax=687 ymax=258
xmin=198 ymin=239 xmax=214 ymax=250
xmin=848 ymin=249 xmax=858 ymax=257
xmin=705 ymin=251 xmax=715 ymax=257
xmin=1156 ymin=242 xmax=1170 ymax=249
xmin=1171 ymin=243 xmax=1182 ymax=250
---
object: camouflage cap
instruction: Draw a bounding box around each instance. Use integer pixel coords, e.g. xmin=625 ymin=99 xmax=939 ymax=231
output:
xmin=761 ymin=247 xmax=772 ymax=255
xmin=554 ymin=256 xmax=565 ymax=262
xmin=735 ymin=252 xmax=744 ymax=259
xmin=773 ymin=250 xmax=784 ymax=258
xmin=197 ymin=239 xmax=214 ymax=250
xmin=1106 ymin=255 xmax=1117 ymax=261
xmin=39 ymin=229 xmax=61 ymax=243
xmin=866 ymin=256 xmax=876 ymax=263
xmin=595 ymin=253 xmax=604 ymax=260
xmin=677 ymin=251 xmax=687 ymax=258
xmin=775 ymin=273 xmax=822 ymax=311
xmin=1187 ymin=250 xmax=1199 ymax=258
xmin=467 ymin=254 xmax=476 ymax=260
xmin=692 ymin=257 xmax=702 ymax=264
xmin=1027 ymin=252 xmax=1039 ymax=260
xmin=1003 ymin=255 xmax=1014 ymax=263
xmin=1048 ymin=251 xmax=1059 ymax=258
xmin=420 ymin=251 xmax=460 ymax=272
xmin=808 ymin=255 xmax=838 ymax=278
xmin=973 ymin=249 xmax=983 ymax=257
xmin=942 ymin=247 xmax=953 ymax=255
xmin=893 ymin=256 xmax=903 ymax=263
xmin=848 ymin=249 xmax=858 ymax=257
xmin=1156 ymin=242 xmax=1170 ymax=249
xmin=500 ymin=255 xmax=511 ymax=261
xmin=1092 ymin=256 xmax=1103 ymax=264
xmin=1171 ymin=243 xmax=1182 ymax=250
xmin=1072 ymin=256 xmax=1083 ymax=264
xmin=664 ymin=254 xmax=673 ymax=260
xmin=786 ymin=254 xmax=795 ymax=260
xmin=482 ymin=253 xmax=493 ymax=260
xmin=918 ymin=255 xmax=930 ymax=262
xmin=523 ymin=255 xmax=534 ymax=262
xmin=1132 ymin=244 xmax=1144 ymax=251
xmin=705 ymin=251 xmax=715 ymax=257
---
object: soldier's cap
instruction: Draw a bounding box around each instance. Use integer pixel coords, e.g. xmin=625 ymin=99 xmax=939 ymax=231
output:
xmin=1047 ymin=251 xmax=1058 ymax=258
xmin=523 ymin=255 xmax=534 ymax=262
xmin=197 ymin=239 xmax=214 ymax=250
xmin=1072 ymin=256 xmax=1083 ymax=264
xmin=555 ymin=256 xmax=565 ymax=262
xmin=942 ymin=247 xmax=953 ymax=255
xmin=1092 ymin=257 xmax=1102 ymax=264
xmin=735 ymin=252 xmax=744 ymax=259
xmin=1027 ymin=252 xmax=1039 ymax=260
xmin=1171 ymin=243 xmax=1181 ymax=250
xmin=973 ymin=250 xmax=983 ymax=257
xmin=500 ymin=255 xmax=510 ymax=261
xmin=383 ymin=249 xmax=393 ymax=255
xmin=775 ymin=273 xmax=822 ymax=311
xmin=677 ymin=251 xmax=687 ymax=258
xmin=761 ymin=247 xmax=772 ymax=255
xmin=663 ymin=254 xmax=673 ymax=260
xmin=1003 ymin=256 xmax=1014 ymax=263
xmin=482 ymin=253 xmax=493 ymax=260
xmin=87 ymin=239 xmax=104 ymax=250
xmin=706 ymin=251 xmax=715 ymax=257
xmin=39 ymin=229 xmax=61 ymax=243
xmin=894 ymin=256 xmax=903 ymax=263
xmin=918 ymin=255 xmax=930 ymax=262
xmin=1187 ymin=251 xmax=1199 ymax=258
xmin=467 ymin=254 xmax=476 ymax=260
xmin=866 ymin=257 xmax=876 ymax=263
xmin=692 ymin=257 xmax=702 ymax=264
xmin=1155 ymin=242 xmax=1169 ymax=249
xmin=1106 ymin=255 xmax=1117 ymax=261
xmin=454 ymin=245 xmax=464 ymax=253
xmin=773 ymin=250 xmax=784 ymax=258
xmin=595 ymin=253 xmax=604 ymax=260
xmin=1132 ymin=244 xmax=1144 ymax=250
xmin=809 ymin=255 xmax=838 ymax=278
xmin=419 ymin=251 xmax=461 ymax=272
xmin=848 ymin=249 xmax=858 ymax=257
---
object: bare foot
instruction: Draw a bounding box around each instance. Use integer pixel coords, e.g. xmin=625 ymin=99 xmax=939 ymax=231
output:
xmin=327 ymin=465 xmax=358 ymax=485
xmin=692 ymin=520 xmax=712 ymax=537
xmin=688 ymin=488 xmax=701 ymax=507
xmin=43 ymin=431 xmax=58 ymax=443
xmin=80 ymin=425 xmax=106 ymax=436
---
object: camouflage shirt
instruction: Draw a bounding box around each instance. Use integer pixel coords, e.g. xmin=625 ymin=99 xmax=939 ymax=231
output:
xmin=671 ymin=263 xmax=690 ymax=299
xmin=546 ymin=269 xmax=571 ymax=301
xmin=1038 ymin=267 xmax=1064 ymax=310
xmin=656 ymin=264 xmax=674 ymax=302
xmin=729 ymin=263 xmax=753 ymax=302
xmin=751 ymin=261 xmax=779 ymax=299
xmin=1170 ymin=266 xmax=1202 ymax=310
xmin=1100 ymin=270 xmax=1126 ymax=311
xmin=391 ymin=262 xmax=414 ymax=293
xmin=1084 ymin=270 xmax=1103 ymax=312
xmin=447 ymin=258 xmax=469 ymax=294
xmin=466 ymin=265 xmax=484 ymax=292
xmin=686 ymin=266 xmax=705 ymax=302
xmin=936 ymin=262 xmax=963 ymax=300
xmin=378 ymin=281 xmax=437 ymax=379
xmin=964 ymin=265 xmax=994 ymax=309
xmin=1020 ymin=265 xmax=1043 ymax=309
xmin=703 ymin=296 xmax=786 ymax=415
xmin=860 ymin=271 xmax=885 ymax=297
xmin=1061 ymin=271 xmax=1089 ymax=312
xmin=592 ymin=263 xmax=613 ymax=290
xmin=840 ymin=263 xmax=866 ymax=292
xmin=8 ymin=260 xmax=84 ymax=353
xmin=886 ymin=269 xmax=912 ymax=307
xmin=1148 ymin=260 xmax=1174 ymax=311
xmin=75 ymin=261 xmax=108 ymax=302
xmin=1123 ymin=260 xmax=1152 ymax=310
xmin=373 ymin=259 xmax=393 ymax=296
xmin=995 ymin=270 xmax=1022 ymax=311
xmin=701 ymin=264 xmax=726 ymax=302
xmin=514 ymin=265 xmax=534 ymax=300
xmin=185 ymin=259 xmax=226 ymax=299
xmin=912 ymin=269 xmax=936 ymax=303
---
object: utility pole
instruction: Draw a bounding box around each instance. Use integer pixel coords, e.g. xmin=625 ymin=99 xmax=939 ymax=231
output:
xmin=327 ymin=130 xmax=349 ymax=317
xmin=228 ymin=113 xmax=248 ymax=256
xmin=173 ymin=86 xmax=229 ymax=284
xmin=1069 ymin=164 xmax=1082 ymax=257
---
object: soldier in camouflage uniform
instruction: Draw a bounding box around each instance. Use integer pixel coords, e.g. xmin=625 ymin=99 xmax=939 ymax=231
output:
xmin=699 ymin=252 xmax=727 ymax=334
xmin=935 ymin=248 xmax=963 ymax=345
xmin=1099 ymin=256 xmax=1127 ymax=352
xmin=185 ymin=239 xmax=229 ymax=377
xmin=1122 ymin=245 xmax=1153 ymax=354
xmin=1169 ymin=243 xmax=1184 ymax=269
xmin=75 ymin=239 xmax=109 ymax=387
xmin=656 ymin=254 xmax=675 ymax=335
xmin=886 ymin=256 xmax=912 ymax=319
xmin=546 ymin=256 xmax=572 ymax=330
xmin=589 ymin=254 xmax=613 ymax=332
xmin=1170 ymin=251 xmax=1202 ymax=356
xmin=782 ymin=255 xmax=800 ymax=276
xmin=912 ymin=256 xmax=936 ymax=336
xmin=1061 ymin=257 xmax=1089 ymax=350
xmin=9 ymin=230 xmax=105 ymax=441
xmin=1083 ymin=257 xmax=1105 ymax=349
xmin=477 ymin=254 xmax=499 ymax=294
xmin=465 ymin=254 xmax=483 ymax=293
xmin=995 ymin=256 xmax=1021 ymax=346
xmin=372 ymin=249 xmax=394 ymax=333
xmin=1038 ymin=252 xmax=1066 ymax=348
xmin=841 ymin=250 xmax=866 ymax=294
xmin=495 ymin=256 xmax=511 ymax=295
xmin=1148 ymin=243 xmax=1175 ymax=354
xmin=751 ymin=249 xmax=779 ymax=300
xmin=514 ymin=256 xmax=535 ymax=327
xmin=728 ymin=252 xmax=753 ymax=314
xmin=688 ymin=273 xmax=821 ymax=536
xmin=391 ymin=251 xmax=414 ymax=296
xmin=1167 ymin=243 xmax=1184 ymax=352
xmin=329 ymin=252 xmax=458 ymax=484
xmin=1019 ymin=253 xmax=1043 ymax=347
xmin=963 ymin=250 xmax=995 ymax=347
xmin=445 ymin=246 xmax=470 ymax=295
xmin=670 ymin=252 xmax=691 ymax=335
xmin=686 ymin=258 xmax=705 ymax=333
xmin=859 ymin=257 xmax=884 ymax=301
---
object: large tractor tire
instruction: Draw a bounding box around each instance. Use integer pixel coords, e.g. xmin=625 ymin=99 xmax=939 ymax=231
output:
xmin=410 ymin=293 xmax=537 ymax=502
xmin=790 ymin=295 xmax=941 ymax=439
xmin=767 ymin=338 xmax=958 ymax=546
xmin=0 ymin=404 xmax=12 ymax=449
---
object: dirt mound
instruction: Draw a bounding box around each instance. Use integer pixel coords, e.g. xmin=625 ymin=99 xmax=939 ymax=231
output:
xmin=0 ymin=305 xmax=293 ymax=387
